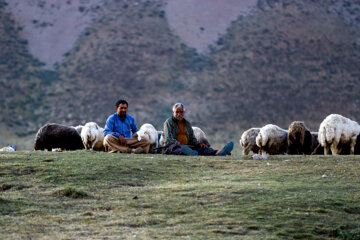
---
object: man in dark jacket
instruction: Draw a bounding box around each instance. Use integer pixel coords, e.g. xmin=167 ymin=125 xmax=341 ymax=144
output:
xmin=162 ymin=103 xmax=233 ymax=156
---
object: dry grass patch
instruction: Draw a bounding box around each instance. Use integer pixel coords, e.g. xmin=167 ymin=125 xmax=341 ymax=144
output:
xmin=0 ymin=151 xmax=359 ymax=239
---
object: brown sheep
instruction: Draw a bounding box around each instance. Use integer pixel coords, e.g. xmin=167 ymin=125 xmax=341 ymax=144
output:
xmin=287 ymin=121 xmax=318 ymax=155
xmin=34 ymin=123 xmax=85 ymax=151
xmin=239 ymin=128 xmax=260 ymax=155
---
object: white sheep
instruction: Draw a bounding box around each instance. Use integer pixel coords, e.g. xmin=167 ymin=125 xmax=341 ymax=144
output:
xmin=81 ymin=122 xmax=105 ymax=151
xmin=239 ymin=128 xmax=260 ymax=155
xmin=192 ymin=126 xmax=211 ymax=147
xmin=256 ymin=124 xmax=288 ymax=155
xmin=132 ymin=123 xmax=160 ymax=153
xmin=318 ymin=114 xmax=360 ymax=155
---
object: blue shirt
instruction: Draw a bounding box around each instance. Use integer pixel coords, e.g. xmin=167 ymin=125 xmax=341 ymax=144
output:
xmin=104 ymin=113 xmax=138 ymax=138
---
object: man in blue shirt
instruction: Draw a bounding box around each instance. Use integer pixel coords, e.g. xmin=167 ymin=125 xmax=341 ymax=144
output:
xmin=103 ymin=99 xmax=150 ymax=153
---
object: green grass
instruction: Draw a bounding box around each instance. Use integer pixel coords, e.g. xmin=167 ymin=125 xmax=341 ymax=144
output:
xmin=0 ymin=151 xmax=359 ymax=239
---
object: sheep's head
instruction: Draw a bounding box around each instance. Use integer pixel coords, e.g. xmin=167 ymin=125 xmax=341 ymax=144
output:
xmin=159 ymin=132 xmax=166 ymax=146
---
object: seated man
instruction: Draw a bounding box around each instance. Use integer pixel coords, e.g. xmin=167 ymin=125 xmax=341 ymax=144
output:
xmin=103 ymin=99 xmax=150 ymax=153
xmin=162 ymin=102 xmax=233 ymax=156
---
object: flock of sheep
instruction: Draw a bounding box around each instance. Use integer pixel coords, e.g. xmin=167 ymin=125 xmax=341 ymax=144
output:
xmin=33 ymin=122 xmax=210 ymax=153
xmin=32 ymin=113 xmax=360 ymax=156
xmin=240 ymin=114 xmax=360 ymax=156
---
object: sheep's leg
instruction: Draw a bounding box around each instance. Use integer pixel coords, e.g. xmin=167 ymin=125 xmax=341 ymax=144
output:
xmin=324 ymin=144 xmax=330 ymax=155
xmin=350 ymin=136 xmax=357 ymax=155
xmin=330 ymin=141 xmax=339 ymax=155
xmin=83 ymin=139 xmax=89 ymax=149
xmin=91 ymin=136 xmax=98 ymax=150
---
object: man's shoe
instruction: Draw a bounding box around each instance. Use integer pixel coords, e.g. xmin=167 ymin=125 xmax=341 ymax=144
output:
xmin=216 ymin=141 xmax=234 ymax=156
xmin=180 ymin=145 xmax=198 ymax=156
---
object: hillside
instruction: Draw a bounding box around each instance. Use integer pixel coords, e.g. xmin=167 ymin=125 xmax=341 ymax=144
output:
xmin=0 ymin=0 xmax=360 ymax=148
xmin=202 ymin=0 xmax=360 ymax=130
xmin=0 ymin=0 xmax=56 ymax=135
xmin=53 ymin=0 xmax=360 ymax=132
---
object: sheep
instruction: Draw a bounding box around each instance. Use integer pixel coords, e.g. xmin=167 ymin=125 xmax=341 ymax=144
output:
xmin=287 ymin=121 xmax=320 ymax=155
xmin=132 ymin=123 xmax=160 ymax=153
xmin=256 ymin=124 xmax=288 ymax=155
xmin=192 ymin=126 xmax=211 ymax=147
xmin=239 ymin=128 xmax=260 ymax=155
xmin=34 ymin=123 xmax=84 ymax=151
xmin=311 ymin=132 xmax=360 ymax=155
xmin=158 ymin=126 xmax=210 ymax=148
xmin=81 ymin=122 xmax=105 ymax=151
xmin=318 ymin=114 xmax=360 ymax=155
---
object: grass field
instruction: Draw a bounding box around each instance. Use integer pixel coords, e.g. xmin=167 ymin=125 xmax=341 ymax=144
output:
xmin=0 ymin=151 xmax=359 ymax=239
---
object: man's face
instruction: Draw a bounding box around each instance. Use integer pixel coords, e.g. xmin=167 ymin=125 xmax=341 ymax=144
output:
xmin=173 ymin=107 xmax=185 ymax=121
xmin=116 ymin=103 xmax=128 ymax=119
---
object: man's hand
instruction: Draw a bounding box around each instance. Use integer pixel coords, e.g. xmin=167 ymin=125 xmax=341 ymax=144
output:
xmin=199 ymin=143 xmax=208 ymax=148
xmin=118 ymin=135 xmax=127 ymax=146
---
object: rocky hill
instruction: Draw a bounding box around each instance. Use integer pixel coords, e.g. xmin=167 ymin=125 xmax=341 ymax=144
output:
xmin=1 ymin=0 xmax=360 ymax=148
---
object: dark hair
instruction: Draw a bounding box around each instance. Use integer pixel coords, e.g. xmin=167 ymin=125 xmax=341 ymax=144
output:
xmin=115 ymin=99 xmax=128 ymax=107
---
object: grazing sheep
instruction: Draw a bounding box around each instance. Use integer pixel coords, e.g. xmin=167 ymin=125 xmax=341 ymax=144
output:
xmin=239 ymin=128 xmax=260 ymax=155
xmin=132 ymin=123 xmax=160 ymax=153
xmin=34 ymin=123 xmax=84 ymax=151
xmin=158 ymin=126 xmax=210 ymax=148
xmin=256 ymin=124 xmax=288 ymax=155
xmin=287 ymin=121 xmax=319 ymax=155
xmin=81 ymin=122 xmax=105 ymax=151
xmin=311 ymin=132 xmax=360 ymax=155
xmin=192 ymin=126 xmax=211 ymax=147
xmin=318 ymin=114 xmax=360 ymax=155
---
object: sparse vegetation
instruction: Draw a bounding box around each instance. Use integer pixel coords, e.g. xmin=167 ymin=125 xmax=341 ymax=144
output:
xmin=0 ymin=151 xmax=359 ymax=239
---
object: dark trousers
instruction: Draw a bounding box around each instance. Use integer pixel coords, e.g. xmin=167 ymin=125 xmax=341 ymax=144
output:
xmin=161 ymin=144 xmax=217 ymax=156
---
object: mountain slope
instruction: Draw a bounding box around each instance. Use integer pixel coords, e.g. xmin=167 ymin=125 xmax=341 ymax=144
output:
xmin=0 ymin=0 xmax=57 ymax=135
xmin=202 ymin=0 xmax=360 ymax=130
xmin=1 ymin=0 xmax=360 ymax=145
